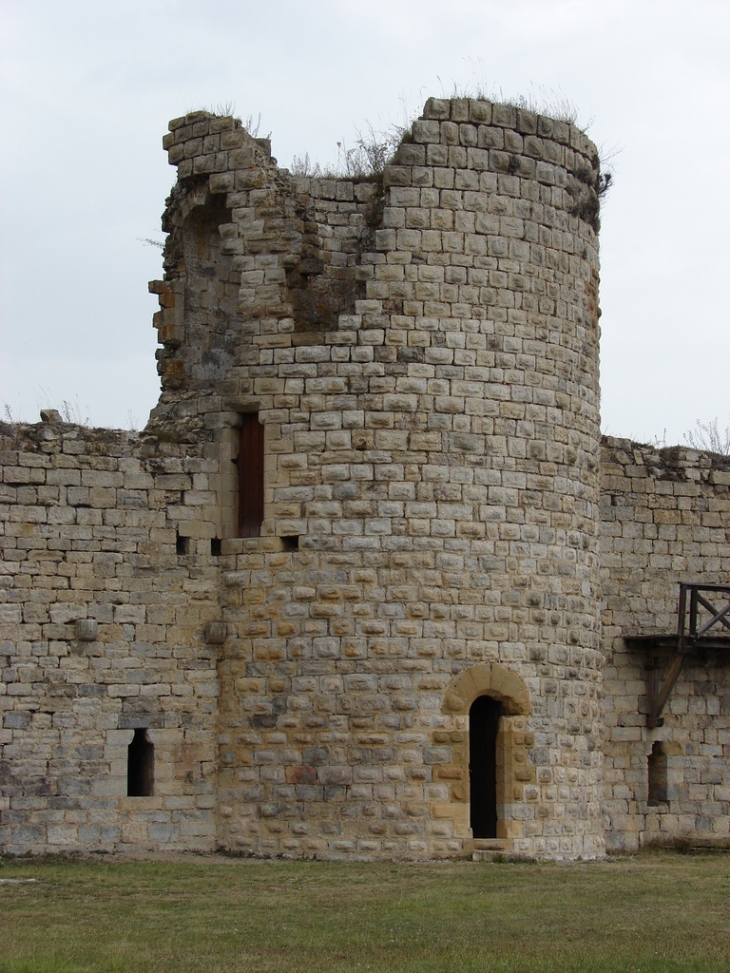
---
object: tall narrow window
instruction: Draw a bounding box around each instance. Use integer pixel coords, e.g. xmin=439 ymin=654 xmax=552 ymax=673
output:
xmin=237 ymin=413 xmax=264 ymax=538
xmin=469 ymin=695 xmax=502 ymax=838
xmin=648 ymin=741 xmax=668 ymax=805
xmin=127 ymin=728 xmax=154 ymax=797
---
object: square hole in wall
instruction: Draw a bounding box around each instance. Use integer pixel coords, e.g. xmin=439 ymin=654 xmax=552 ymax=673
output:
xmin=281 ymin=535 xmax=299 ymax=551
xmin=176 ymin=534 xmax=190 ymax=555
xmin=211 ymin=537 xmax=222 ymax=556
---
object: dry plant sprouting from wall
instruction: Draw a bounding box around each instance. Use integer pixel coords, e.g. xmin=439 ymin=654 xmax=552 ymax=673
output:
xmin=684 ymin=418 xmax=730 ymax=455
xmin=290 ymin=122 xmax=407 ymax=180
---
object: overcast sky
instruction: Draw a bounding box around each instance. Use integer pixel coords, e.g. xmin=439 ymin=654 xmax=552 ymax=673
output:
xmin=1 ymin=0 xmax=728 ymax=444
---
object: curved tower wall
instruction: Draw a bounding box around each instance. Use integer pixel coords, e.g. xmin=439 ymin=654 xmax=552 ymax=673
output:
xmin=153 ymin=97 xmax=604 ymax=859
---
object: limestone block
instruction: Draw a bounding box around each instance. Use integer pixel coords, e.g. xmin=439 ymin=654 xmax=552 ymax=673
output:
xmin=75 ymin=619 xmax=98 ymax=642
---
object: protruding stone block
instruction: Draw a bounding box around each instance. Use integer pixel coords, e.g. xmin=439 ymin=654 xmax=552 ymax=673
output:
xmin=204 ymin=621 xmax=228 ymax=645
xmin=75 ymin=618 xmax=98 ymax=641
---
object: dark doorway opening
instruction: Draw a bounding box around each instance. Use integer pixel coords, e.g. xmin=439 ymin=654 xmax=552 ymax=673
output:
xmin=469 ymin=695 xmax=501 ymax=838
xmin=127 ymin=728 xmax=154 ymax=797
xmin=236 ymin=413 xmax=264 ymax=538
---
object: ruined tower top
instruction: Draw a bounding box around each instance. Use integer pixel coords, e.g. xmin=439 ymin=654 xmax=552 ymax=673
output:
xmin=149 ymin=96 xmax=603 ymax=431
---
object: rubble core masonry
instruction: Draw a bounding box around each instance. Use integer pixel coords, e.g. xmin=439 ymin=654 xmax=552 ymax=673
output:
xmin=2 ymin=97 xmax=730 ymax=859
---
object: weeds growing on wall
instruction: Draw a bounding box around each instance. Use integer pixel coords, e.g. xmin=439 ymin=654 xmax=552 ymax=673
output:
xmin=445 ymin=59 xmax=582 ymax=126
xmin=243 ymin=113 xmax=263 ymax=138
xmin=58 ymin=399 xmax=90 ymax=426
xmin=139 ymin=236 xmax=165 ymax=250
xmin=2 ymin=396 xmax=91 ymax=428
xmin=184 ymin=106 xmax=268 ymax=141
xmin=626 ymin=418 xmax=730 ymax=456
xmin=444 ymin=66 xmax=578 ymax=124
xmin=684 ymin=417 xmax=730 ymax=455
xmin=290 ymin=122 xmax=407 ymax=180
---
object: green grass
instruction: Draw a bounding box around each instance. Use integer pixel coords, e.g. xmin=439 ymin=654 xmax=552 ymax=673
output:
xmin=1 ymin=852 xmax=729 ymax=972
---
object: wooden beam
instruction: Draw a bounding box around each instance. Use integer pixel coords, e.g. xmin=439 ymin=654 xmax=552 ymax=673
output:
xmin=648 ymin=653 xmax=686 ymax=729
xmin=636 ymin=584 xmax=730 ymax=726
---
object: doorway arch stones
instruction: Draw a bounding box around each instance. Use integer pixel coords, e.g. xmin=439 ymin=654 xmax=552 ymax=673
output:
xmin=434 ymin=663 xmax=535 ymax=847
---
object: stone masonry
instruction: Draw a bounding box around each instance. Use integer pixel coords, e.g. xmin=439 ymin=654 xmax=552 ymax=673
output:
xmin=600 ymin=440 xmax=730 ymax=851
xmin=2 ymin=97 xmax=730 ymax=859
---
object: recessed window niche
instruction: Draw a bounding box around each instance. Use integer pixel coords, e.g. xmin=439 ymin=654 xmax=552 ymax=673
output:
xmin=127 ymin=728 xmax=154 ymax=797
xmin=648 ymin=741 xmax=668 ymax=805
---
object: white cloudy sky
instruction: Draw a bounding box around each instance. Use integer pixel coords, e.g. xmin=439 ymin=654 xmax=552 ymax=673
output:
xmin=1 ymin=0 xmax=728 ymax=444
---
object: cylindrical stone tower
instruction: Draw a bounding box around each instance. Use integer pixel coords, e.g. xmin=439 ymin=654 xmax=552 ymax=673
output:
xmin=152 ymin=96 xmax=604 ymax=859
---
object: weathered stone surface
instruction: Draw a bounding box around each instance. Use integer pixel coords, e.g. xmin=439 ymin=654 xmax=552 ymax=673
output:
xmin=600 ymin=438 xmax=730 ymax=852
xmin=1 ymin=98 xmax=729 ymax=861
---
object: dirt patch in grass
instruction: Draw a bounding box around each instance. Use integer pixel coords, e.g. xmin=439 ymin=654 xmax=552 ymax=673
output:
xmin=0 ymin=851 xmax=729 ymax=972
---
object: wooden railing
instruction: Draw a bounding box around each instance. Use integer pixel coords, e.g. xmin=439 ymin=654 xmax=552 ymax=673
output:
xmin=647 ymin=583 xmax=730 ymax=728
xmin=678 ymin=583 xmax=730 ymax=643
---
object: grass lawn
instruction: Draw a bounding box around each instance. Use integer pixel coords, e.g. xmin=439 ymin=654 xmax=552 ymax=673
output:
xmin=0 ymin=851 xmax=729 ymax=972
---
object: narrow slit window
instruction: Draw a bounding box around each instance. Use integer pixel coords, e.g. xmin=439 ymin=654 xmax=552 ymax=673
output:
xmin=237 ymin=413 xmax=264 ymax=538
xmin=648 ymin=741 xmax=668 ymax=805
xmin=127 ymin=728 xmax=154 ymax=797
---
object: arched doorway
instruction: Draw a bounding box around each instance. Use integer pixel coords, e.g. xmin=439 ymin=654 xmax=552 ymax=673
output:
xmin=439 ymin=662 xmax=533 ymax=847
xmin=469 ymin=695 xmax=502 ymax=838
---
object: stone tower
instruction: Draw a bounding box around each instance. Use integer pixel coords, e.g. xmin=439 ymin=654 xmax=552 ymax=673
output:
xmin=6 ymin=96 xmax=730 ymax=861
xmin=150 ymin=96 xmax=605 ymax=859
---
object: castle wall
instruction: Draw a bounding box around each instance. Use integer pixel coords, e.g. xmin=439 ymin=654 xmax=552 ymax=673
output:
xmin=600 ymin=438 xmax=730 ymax=851
xmin=0 ymin=420 xmax=221 ymax=853
xmin=5 ymin=98 xmax=729 ymax=861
